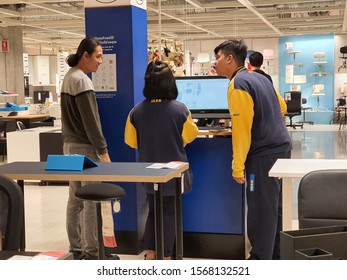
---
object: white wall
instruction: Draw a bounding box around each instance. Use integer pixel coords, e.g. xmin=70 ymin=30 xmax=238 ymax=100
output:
xmin=184 ymin=37 xmax=280 ymax=89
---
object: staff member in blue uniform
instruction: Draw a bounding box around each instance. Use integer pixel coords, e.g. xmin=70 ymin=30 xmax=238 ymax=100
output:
xmin=213 ymin=40 xmax=292 ymax=260
xmin=124 ymin=60 xmax=198 ymax=260
xmin=249 ymin=51 xmax=273 ymax=83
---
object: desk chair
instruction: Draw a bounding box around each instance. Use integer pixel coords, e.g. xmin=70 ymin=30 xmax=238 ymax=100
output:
xmin=0 ymin=121 xmax=7 ymax=161
xmin=284 ymin=91 xmax=303 ymax=129
xmin=337 ymin=98 xmax=347 ymax=129
xmin=339 ymin=106 xmax=347 ymax=130
xmin=338 ymin=46 xmax=347 ymax=72
xmin=16 ymin=121 xmax=26 ymax=131
xmin=75 ymin=183 xmax=126 ymax=260
xmin=298 ymin=170 xmax=347 ymax=229
xmin=0 ymin=175 xmax=24 ymax=251
xmin=331 ymin=97 xmax=346 ymax=125
xmin=301 ymin=98 xmax=313 ymax=125
xmin=0 ymin=120 xmax=18 ymax=161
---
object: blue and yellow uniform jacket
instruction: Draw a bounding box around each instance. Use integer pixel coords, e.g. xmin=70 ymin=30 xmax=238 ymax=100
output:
xmin=124 ymin=99 xmax=198 ymax=196
xmin=229 ymin=67 xmax=292 ymax=178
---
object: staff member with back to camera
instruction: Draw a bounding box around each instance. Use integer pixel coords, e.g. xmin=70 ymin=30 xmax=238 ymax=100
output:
xmin=124 ymin=60 xmax=198 ymax=260
xmin=212 ymin=39 xmax=292 ymax=260
xmin=60 ymin=37 xmax=111 ymax=260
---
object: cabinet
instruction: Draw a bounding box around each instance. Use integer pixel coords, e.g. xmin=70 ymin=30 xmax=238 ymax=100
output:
xmin=6 ymin=127 xmax=59 ymax=163
xmin=32 ymin=56 xmax=50 ymax=86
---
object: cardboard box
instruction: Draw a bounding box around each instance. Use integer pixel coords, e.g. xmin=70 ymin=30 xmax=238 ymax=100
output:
xmin=281 ymin=225 xmax=347 ymax=260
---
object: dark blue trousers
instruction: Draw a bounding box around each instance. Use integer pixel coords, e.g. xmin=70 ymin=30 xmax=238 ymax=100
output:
xmin=245 ymin=151 xmax=291 ymax=260
xmin=143 ymin=194 xmax=175 ymax=257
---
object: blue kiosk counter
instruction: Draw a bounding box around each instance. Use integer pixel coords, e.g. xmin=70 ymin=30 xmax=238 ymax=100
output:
xmin=183 ymin=135 xmax=245 ymax=259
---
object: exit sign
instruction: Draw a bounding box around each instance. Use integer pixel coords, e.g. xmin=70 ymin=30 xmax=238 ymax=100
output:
xmin=1 ymin=40 xmax=9 ymax=52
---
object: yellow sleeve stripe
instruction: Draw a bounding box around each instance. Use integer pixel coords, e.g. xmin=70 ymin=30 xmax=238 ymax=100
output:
xmin=124 ymin=114 xmax=138 ymax=149
xmin=275 ymin=89 xmax=287 ymax=116
xmin=228 ymin=88 xmax=254 ymax=178
xmin=182 ymin=112 xmax=199 ymax=145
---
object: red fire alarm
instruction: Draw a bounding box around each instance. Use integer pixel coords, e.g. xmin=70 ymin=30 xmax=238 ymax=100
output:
xmin=1 ymin=40 xmax=9 ymax=52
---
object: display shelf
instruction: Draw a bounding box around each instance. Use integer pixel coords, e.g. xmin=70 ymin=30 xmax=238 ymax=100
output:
xmin=311 ymin=54 xmax=330 ymax=76
xmin=0 ymin=94 xmax=18 ymax=97
xmin=287 ymin=50 xmax=304 ymax=67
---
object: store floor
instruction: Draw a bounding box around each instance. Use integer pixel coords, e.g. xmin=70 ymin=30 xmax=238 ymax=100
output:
xmin=16 ymin=124 xmax=347 ymax=259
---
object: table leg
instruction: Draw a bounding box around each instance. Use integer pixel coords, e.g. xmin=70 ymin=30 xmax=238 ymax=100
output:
xmin=154 ymin=183 xmax=164 ymax=260
xmin=282 ymin=177 xmax=293 ymax=231
xmin=175 ymin=177 xmax=183 ymax=260
xmin=17 ymin=180 xmax=25 ymax=251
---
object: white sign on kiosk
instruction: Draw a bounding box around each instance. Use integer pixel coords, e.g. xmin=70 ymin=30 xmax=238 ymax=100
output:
xmin=84 ymin=0 xmax=146 ymax=9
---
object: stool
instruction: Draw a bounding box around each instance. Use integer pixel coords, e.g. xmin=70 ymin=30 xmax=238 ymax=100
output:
xmin=75 ymin=183 xmax=126 ymax=260
xmin=301 ymin=107 xmax=313 ymax=125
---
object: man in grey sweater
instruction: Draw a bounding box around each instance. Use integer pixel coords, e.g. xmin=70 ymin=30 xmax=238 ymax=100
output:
xmin=60 ymin=38 xmax=111 ymax=260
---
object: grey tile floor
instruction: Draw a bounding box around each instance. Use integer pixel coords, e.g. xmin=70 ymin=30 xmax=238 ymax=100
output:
xmin=19 ymin=124 xmax=347 ymax=259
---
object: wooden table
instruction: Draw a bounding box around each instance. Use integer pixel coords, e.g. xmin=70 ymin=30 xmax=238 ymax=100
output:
xmin=2 ymin=114 xmax=51 ymax=128
xmin=269 ymin=158 xmax=347 ymax=230
xmin=0 ymin=161 xmax=188 ymax=260
xmin=198 ymin=128 xmax=231 ymax=137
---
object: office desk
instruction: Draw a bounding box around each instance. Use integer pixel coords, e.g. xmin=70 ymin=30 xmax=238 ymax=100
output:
xmin=2 ymin=114 xmax=51 ymax=128
xmin=197 ymin=128 xmax=231 ymax=137
xmin=0 ymin=161 xmax=188 ymax=260
xmin=269 ymin=158 xmax=347 ymax=230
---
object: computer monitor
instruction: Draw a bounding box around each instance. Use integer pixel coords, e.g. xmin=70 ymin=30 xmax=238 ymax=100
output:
xmin=34 ymin=91 xmax=50 ymax=104
xmin=175 ymin=76 xmax=230 ymax=119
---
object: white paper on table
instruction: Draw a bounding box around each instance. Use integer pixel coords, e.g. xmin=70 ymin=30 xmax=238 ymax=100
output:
xmin=147 ymin=161 xmax=184 ymax=169
xmin=7 ymin=255 xmax=33 ymax=260
xmin=31 ymin=254 xmax=57 ymax=260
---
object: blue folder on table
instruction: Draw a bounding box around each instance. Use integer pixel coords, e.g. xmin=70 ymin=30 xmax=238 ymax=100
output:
xmin=45 ymin=154 xmax=99 ymax=171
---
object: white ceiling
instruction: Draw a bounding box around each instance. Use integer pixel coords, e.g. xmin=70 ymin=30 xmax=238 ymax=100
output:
xmin=1 ymin=0 xmax=347 ymax=54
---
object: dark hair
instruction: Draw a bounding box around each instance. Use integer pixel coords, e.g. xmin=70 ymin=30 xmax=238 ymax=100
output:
xmin=249 ymin=51 xmax=264 ymax=67
xmin=143 ymin=60 xmax=178 ymax=100
xmin=66 ymin=37 xmax=101 ymax=67
xmin=213 ymin=39 xmax=247 ymax=66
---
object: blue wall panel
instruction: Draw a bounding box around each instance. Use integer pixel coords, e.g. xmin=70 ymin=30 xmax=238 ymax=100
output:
xmin=279 ymin=34 xmax=334 ymax=121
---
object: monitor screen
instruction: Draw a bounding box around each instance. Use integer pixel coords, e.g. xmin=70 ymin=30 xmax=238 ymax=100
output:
xmin=175 ymin=76 xmax=230 ymax=119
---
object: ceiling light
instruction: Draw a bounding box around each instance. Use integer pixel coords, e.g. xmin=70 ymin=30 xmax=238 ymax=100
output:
xmin=237 ymin=0 xmax=282 ymax=35
xmin=185 ymin=0 xmax=203 ymax=9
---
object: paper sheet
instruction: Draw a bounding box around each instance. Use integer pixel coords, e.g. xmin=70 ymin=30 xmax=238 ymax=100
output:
xmin=146 ymin=161 xmax=184 ymax=169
